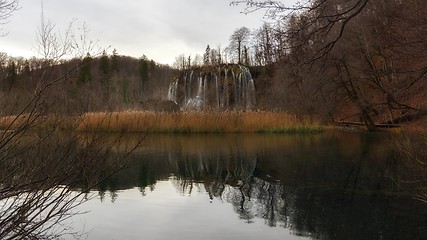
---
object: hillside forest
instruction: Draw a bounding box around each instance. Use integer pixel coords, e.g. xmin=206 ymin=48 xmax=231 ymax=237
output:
xmin=1 ymin=0 xmax=427 ymax=131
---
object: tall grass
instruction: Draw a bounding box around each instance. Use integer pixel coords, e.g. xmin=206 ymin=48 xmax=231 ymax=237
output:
xmin=76 ymin=110 xmax=322 ymax=134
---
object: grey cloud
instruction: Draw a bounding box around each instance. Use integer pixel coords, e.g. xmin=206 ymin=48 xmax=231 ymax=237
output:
xmin=1 ymin=0 xmax=268 ymax=64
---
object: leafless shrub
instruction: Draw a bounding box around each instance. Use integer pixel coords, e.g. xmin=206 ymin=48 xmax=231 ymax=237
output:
xmin=392 ymin=131 xmax=427 ymax=203
xmin=0 ymin=2 xmax=142 ymax=238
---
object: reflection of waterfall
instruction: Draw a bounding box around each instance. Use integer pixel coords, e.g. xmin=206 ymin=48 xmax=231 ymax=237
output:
xmin=167 ymin=64 xmax=256 ymax=110
xmin=87 ymin=133 xmax=427 ymax=240
xmin=168 ymin=151 xmax=289 ymax=227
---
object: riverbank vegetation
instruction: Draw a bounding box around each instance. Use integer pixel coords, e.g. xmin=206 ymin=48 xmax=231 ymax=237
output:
xmin=77 ymin=110 xmax=322 ymax=133
xmin=0 ymin=110 xmax=322 ymax=134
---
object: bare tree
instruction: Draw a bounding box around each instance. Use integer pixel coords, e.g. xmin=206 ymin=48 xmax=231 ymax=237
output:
xmin=0 ymin=0 xmax=18 ymax=36
xmin=35 ymin=5 xmax=73 ymax=63
xmin=318 ymin=0 xmax=427 ymax=128
xmin=0 ymin=68 xmax=142 ymax=238
xmin=395 ymin=133 xmax=427 ymax=204
xmin=0 ymin=125 xmax=140 ymax=239
xmin=231 ymin=0 xmax=370 ymax=62
xmin=229 ymin=26 xmax=251 ymax=64
xmin=36 ymin=4 xmax=102 ymax=64
xmin=173 ymin=54 xmax=187 ymax=70
xmin=252 ymin=23 xmax=276 ymax=66
xmin=233 ymin=0 xmax=427 ymax=130
xmin=0 ymin=3 xmax=142 ymax=239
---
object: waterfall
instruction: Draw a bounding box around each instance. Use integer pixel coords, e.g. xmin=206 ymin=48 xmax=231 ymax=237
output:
xmin=167 ymin=79 xmax=178 ymax=103
xmin=168 ymin=64 xmax=256 ymax=110
xmin=223 ymin=69 xmax=229 ymax=108
xmin=183 ymin=72 xmax=188 ymax=105
xmin=247 ymin=77 xmax=256 ymax=108
xmin=203 ymin=75 xmax=208 ymax=107
xmin=197 ymin=75 xmax=203 ymax=98
xmin=215 ymin=74 xmax=219 ymax=108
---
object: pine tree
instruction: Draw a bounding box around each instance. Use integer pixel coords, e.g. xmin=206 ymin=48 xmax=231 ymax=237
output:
xmin=139 ymin=55 xmax=149 ymax=85
xmin=6 ymin=61 xmax=17 ymax=90
xmin=78 ymin=53 xmax=92 ymax=85
xmin=99 ymin=50 xmax=110 ymax=76
xmin=111 ymin=49 xmax=119 ymax=72
xmin=203 ymin=45 xmax=211 ymax=65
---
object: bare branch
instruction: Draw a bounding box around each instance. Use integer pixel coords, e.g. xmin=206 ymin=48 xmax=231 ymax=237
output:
xmin=0 ymin=0 xmax=19 ymax=36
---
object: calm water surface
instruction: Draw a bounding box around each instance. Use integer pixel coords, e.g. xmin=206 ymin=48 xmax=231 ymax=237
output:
xmin=66 ymin=131 xmax=427 ymax=240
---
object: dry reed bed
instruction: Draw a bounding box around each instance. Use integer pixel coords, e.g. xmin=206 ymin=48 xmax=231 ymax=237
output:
xmin=76 ymin=110 xmax=322 ymax=133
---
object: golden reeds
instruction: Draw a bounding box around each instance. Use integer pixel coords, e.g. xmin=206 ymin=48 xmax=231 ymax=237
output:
xmin=76 ymin=110 xmax=322 ymax=134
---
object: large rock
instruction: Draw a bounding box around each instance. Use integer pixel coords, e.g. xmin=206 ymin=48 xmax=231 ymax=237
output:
xmin=139 ymin=100 xmax=180 ymax=112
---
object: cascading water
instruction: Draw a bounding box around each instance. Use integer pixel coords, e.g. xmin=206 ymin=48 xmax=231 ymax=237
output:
xmin=168 ymin=80 xmax=178 ymax=103
xmin=168 ymin=64 xmax=256 ymax=110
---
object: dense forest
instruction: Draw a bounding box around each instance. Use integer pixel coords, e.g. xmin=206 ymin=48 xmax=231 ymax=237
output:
xmin=0 ymin=51 xmax=175 ymax=115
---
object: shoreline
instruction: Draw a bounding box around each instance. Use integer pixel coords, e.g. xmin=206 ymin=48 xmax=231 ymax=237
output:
xmin=1 ymin=110 xmax=426 ymax=134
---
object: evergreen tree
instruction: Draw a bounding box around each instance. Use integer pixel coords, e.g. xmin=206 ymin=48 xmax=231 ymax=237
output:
xmin=149 ymin=60 xmax=156 ymax=72
xmin=99 ymin=50 xmax=111 ymax=101
xmin=78 ymin=53 xmax=92 ymax=85
xmin=203 ymin=45 xmax=211 ymax=65
xmin=23 ymin=60 xmax=31 ymax=76
xmin=99 ymin=50 xmax=110 ymax=76
xmin=6 ymin=61 xmax=17 ymax=90
xmin=139 ymin=55 xmax=149 ymax=88
xmin=111 ymin=49 xmax=119 ymax=72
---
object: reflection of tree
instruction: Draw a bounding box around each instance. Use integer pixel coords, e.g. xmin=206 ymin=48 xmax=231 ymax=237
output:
xmin=165 ymin=133 xmax=427 ymax=239
xmin=0 ymin=129 xmax=137 ymax=239
xmin=392 ymin=132 xmax=427 ymax=204
xmin=169 ymin=152 xmax=293 ymax=227
xmin=88 ymin=132 xmax=427 ymax=239
xmin=171 ymin=150 xmax=287 ymax=225
xmin=93 ymin=152 xmax=172 ymax=200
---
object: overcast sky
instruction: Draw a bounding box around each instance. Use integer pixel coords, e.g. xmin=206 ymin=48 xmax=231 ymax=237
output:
xmin=0 ymin=0 xmax=295 ymax=65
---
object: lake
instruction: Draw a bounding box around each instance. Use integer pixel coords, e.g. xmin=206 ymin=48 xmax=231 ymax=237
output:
xmin=64 ymin=131 xmax=427 ymax=240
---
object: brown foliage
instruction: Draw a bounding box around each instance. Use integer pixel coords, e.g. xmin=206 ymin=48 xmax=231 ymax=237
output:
xmin=242 ymin=0 xmax=427 ymax=129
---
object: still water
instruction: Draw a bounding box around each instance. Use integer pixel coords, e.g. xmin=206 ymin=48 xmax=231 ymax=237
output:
xmin=66 ymin=131 xmax=427 ymax=240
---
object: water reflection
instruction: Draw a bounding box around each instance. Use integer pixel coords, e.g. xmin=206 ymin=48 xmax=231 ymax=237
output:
xmin=88 ymin=132 xmax=427 ymax=240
